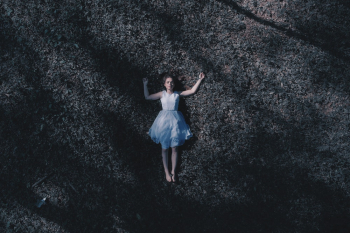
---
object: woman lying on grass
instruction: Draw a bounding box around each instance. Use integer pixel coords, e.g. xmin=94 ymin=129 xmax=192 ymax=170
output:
xmin=143 ymin=72 xmax=205 ymax=183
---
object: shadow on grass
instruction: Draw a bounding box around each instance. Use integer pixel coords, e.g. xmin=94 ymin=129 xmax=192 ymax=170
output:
xmin=3 ymin=93 xmax=350 ymax=232
xmin=217 ymin=0 xmax=350 ymax=62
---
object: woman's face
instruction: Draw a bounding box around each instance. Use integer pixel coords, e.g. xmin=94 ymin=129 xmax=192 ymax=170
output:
xmin=164 ymin=77 xmax=174 ymax=91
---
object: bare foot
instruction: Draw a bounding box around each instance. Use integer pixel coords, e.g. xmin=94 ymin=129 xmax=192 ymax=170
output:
xmin=171 ymin=173 xmax=176 ymax=183
xmin=166 ymin=174 xmax=172 ymax=183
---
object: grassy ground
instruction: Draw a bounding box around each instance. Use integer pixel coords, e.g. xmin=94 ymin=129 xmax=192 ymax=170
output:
xmin=1 ymin=0 xmax=350 ymax=232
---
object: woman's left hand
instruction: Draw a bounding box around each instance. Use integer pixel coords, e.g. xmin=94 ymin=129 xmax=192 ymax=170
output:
xmin=199 ymin=72 xmax=205 ymax=80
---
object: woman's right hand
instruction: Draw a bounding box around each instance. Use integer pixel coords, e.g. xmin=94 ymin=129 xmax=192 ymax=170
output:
xmin=143 ymin=77 xmax=148 ymax=85
xmin=198 ymin=72 xmax=205 ymax=80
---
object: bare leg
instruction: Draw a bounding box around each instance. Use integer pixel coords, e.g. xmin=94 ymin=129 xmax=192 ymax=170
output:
xmin=162 ymin=148 xmax=172 ymax=182
xmin=171 ymin=147 xmax=178 ymax=182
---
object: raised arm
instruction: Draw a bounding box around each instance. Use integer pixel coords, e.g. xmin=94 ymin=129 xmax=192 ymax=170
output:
xmin=143 ymin=78 xmax=162 ymax=100
xmin=179 ymin=72 xmax=205 ymax=97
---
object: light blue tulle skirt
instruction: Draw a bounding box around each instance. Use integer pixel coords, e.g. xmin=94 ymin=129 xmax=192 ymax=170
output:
xmin=148 ymin=110 xmax=192 ymax=149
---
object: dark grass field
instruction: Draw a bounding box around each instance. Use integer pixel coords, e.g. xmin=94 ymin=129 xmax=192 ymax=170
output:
xmin=1 ymin=0 xmax=350 ymax=232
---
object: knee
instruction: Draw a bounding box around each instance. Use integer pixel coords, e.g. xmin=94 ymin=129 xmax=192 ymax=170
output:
xmin=171 ymin=147 xmax=178 ymax=153
xmin=162 ymin=148 xmax=168 ymax=153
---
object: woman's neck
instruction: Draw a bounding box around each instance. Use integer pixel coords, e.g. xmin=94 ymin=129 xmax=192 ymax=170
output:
xmin=166 ymin=90 xmax=174 ymax=94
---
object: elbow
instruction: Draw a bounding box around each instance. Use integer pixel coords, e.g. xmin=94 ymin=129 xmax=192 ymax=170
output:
xmin=145 ymin=96 xmax=150 ymax=100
